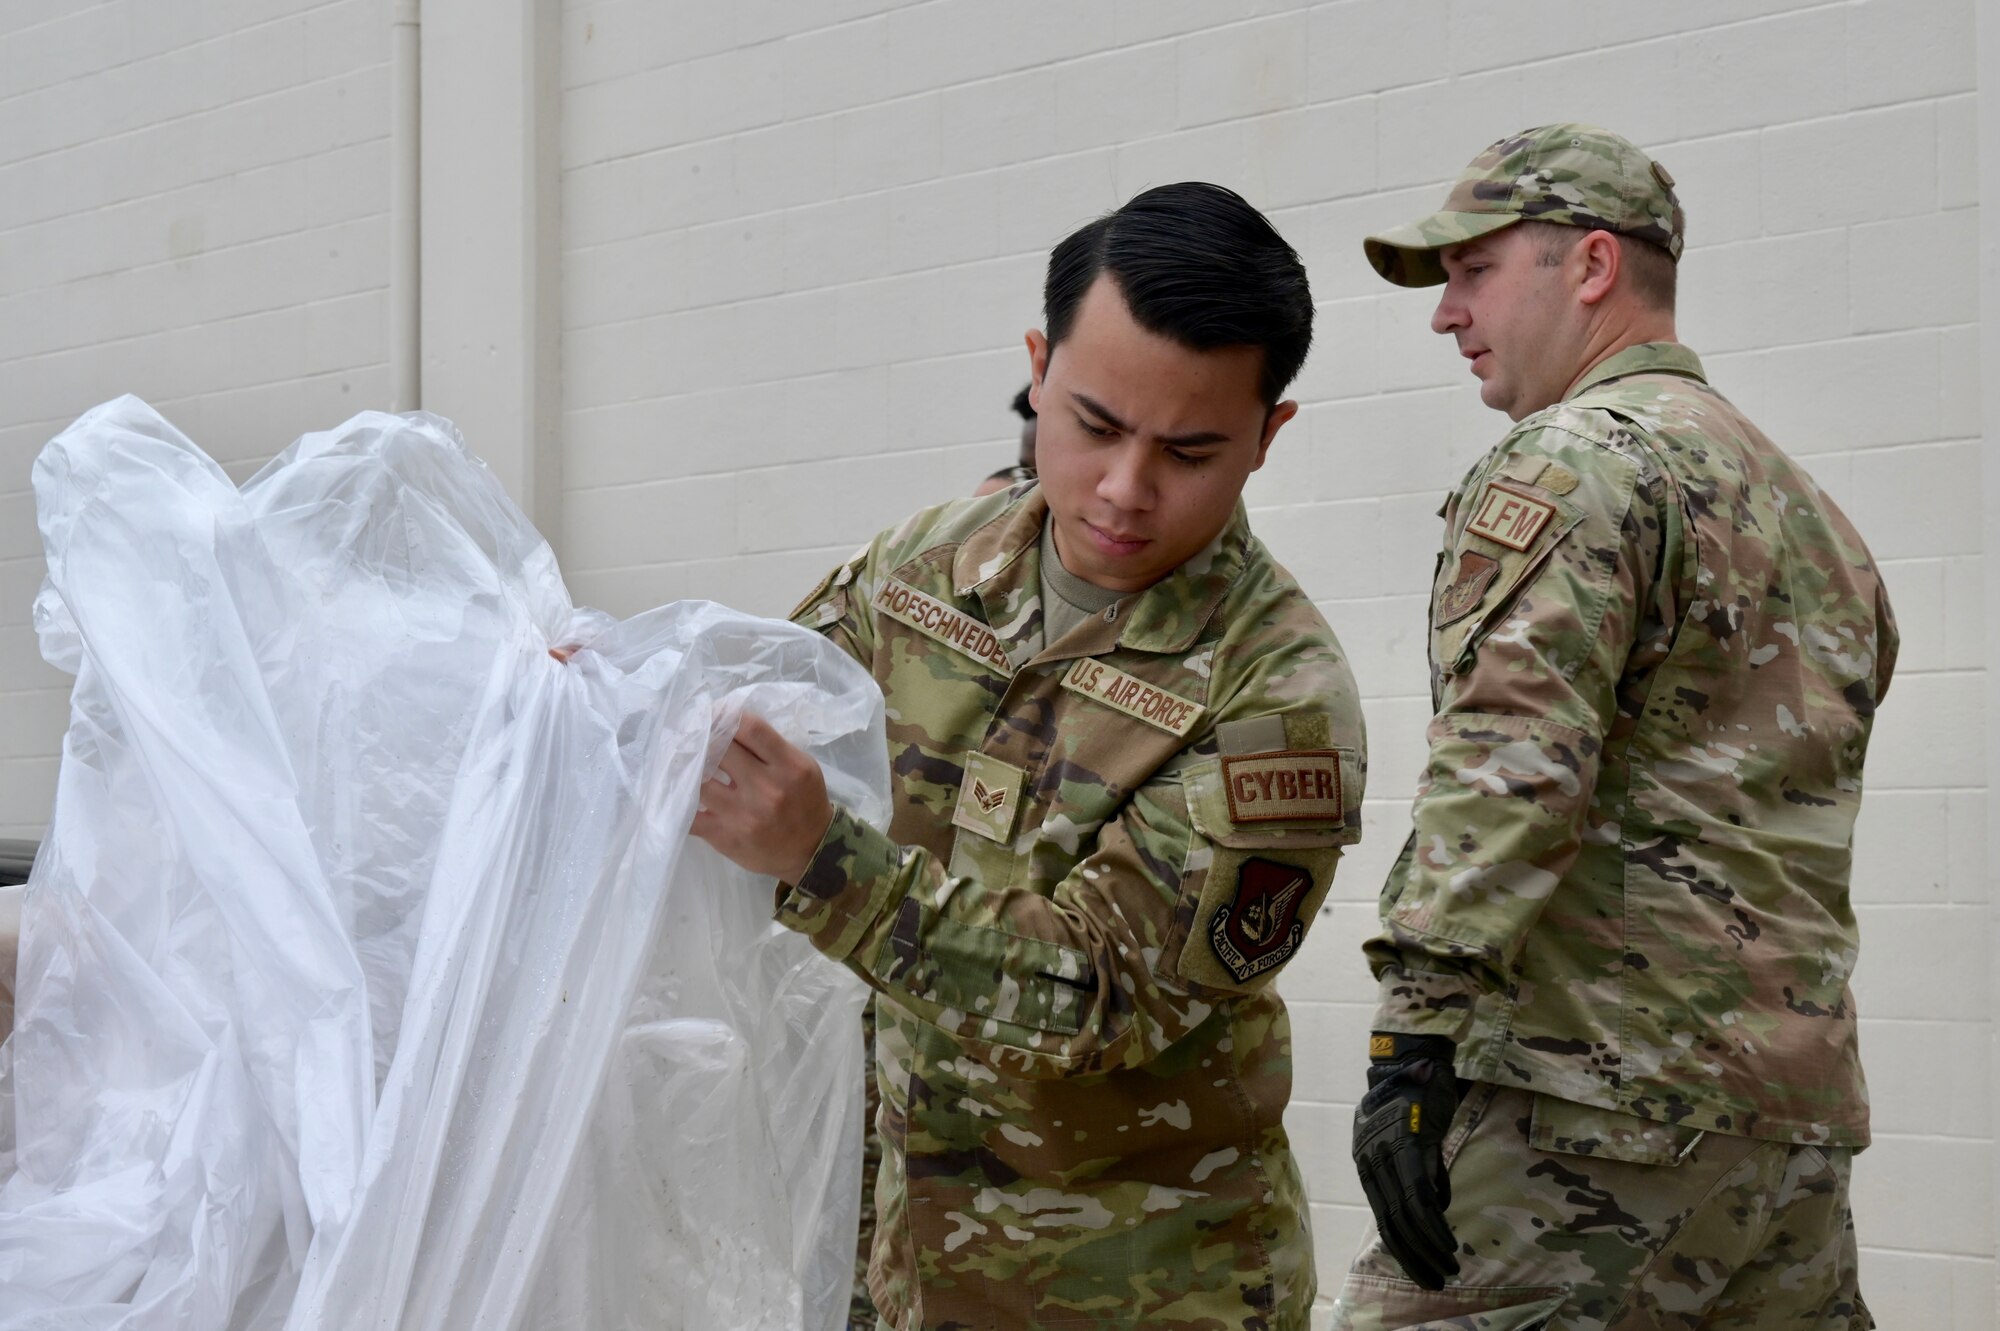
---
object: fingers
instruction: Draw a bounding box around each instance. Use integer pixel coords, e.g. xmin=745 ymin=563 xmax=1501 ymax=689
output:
xmin=728 ymin=711 xmax=786 ymax=763
xmin=1391 ymin=1148 xmax=1460 ymax=1286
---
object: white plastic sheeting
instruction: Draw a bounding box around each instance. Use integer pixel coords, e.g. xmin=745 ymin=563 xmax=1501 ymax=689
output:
xmin=0 ymin=398 xmax=884 ymax=1331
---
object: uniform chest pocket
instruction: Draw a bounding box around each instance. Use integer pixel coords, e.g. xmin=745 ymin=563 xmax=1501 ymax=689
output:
xmin=1433 ymin=491 xmax=1583 ymax=675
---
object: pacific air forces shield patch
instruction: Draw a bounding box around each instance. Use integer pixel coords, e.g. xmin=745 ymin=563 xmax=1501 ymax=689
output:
xmin=1436 ymin=550 xmax=1500 ymax=626
xmin=1208 ymin=857 xmax=1312 ymax=983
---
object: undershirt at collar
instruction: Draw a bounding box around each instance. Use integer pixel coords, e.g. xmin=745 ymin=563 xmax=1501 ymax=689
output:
xmin=1039 ymin=518 xmax=1126 ymax=648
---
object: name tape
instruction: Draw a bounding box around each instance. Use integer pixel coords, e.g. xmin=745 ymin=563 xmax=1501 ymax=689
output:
xmin=1222 ymin=750 xmax=1344 ymax=824
xmin=1062 ymin=658 xmax=1203 ymax=737
xmin=874 ymin=579 xmax=1013 ymax=674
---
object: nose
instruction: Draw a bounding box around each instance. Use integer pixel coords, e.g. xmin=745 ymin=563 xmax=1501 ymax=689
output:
xmin=1096 ymin=441 xmax=1155 ymax=513
xmin=1431 ymin=284 xmax=1467 ymax=336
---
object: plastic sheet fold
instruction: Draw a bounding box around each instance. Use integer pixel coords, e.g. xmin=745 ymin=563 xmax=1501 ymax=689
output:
xmin=0 ymin=397 xmax=884 ymax=1331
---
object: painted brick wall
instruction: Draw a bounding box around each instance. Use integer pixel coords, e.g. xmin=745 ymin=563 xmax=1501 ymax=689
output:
xmin=0 ymin=0 xmax=394 ymax=838
xmin=0 ymin=1 xmax=1984 ymax=1324
xmin=558 ymin=2 xmax=1989 ymax=1325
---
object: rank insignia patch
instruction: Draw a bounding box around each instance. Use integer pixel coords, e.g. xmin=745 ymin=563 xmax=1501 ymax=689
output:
xmin=1466 ymin=482 xmax=1557 ymax=552
xmin=1208 ymin=857 xmax=1313 ymax=983
xmin=951 ymin=752 xmax=1025 ymax=844
xmin=1435 ymin=550 xmax=1500 ymax=626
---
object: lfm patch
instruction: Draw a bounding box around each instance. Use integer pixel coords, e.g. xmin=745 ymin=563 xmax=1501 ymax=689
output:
xmin=1209 ymin=857 xmax=1312 ymax=983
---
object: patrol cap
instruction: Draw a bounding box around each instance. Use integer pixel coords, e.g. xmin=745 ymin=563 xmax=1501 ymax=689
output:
xmin=1363 ymin=123 xmax=1685 ymax=288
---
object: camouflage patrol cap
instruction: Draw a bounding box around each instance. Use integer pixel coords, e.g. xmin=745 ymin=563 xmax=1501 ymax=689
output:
xmin=1364 ymin=123 xmax=1685 ymax=288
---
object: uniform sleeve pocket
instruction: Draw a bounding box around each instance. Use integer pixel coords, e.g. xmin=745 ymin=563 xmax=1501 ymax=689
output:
xmin=874 ymin=898 xmax=1091 ymax=1037
xmin=1435 ymin=500 xmax=1584 ymax=672
xmin=1185 ymin=752 xmax=1360 ymax=849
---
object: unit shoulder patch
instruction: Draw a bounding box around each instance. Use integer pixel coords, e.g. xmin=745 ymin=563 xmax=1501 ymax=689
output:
xmin=1207 ymin=857 xmax=1313 ymax=983
xmin=1221 ymin=750 xmax=1343 ymax=825
xmin=874 ymin=578 xmax=1012 ymax=675
xmin=1465 ymin=481 xmax=1558 ymax=552
xmin=1436 ymin=550 xmax=1501 ymax=627
xmin=1061 ymin=658 xmax=1203 ymax=737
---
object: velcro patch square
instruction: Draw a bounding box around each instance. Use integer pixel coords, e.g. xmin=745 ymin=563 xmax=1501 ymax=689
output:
xmin=951 ymin=752 xmax=1025 ymax=844
xmin=1466 ymin=482 xmax=1557 ymax=552
xmin=1221 ymin=750 xmax=1342 ymax=824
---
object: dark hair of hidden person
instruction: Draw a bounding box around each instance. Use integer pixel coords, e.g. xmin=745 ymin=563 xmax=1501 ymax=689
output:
xmin=1042 ymin=180 xmax=1314 ymax=406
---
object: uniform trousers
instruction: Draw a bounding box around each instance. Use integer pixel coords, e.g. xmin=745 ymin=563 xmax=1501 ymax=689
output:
xmin=1330 ymin=1083 xmax=1871 ymax=1330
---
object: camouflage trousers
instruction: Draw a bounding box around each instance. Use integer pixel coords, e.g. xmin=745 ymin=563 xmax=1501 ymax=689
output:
xmin=852 ymin=995 xmax=883 ymax=1330
xmin=1329 ymin=1083 xmax=1871 ymax=1330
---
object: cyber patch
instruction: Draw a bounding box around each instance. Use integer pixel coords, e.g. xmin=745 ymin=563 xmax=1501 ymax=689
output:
xmin=1208 ymin=857 xmax=1313 ymax=983
xmin=1465 ymin=481 xmax=1557 ymax=552
xmin=1435 ymin=550 xmax=1500 ymax=626
xmin=1220 ymin=750 xmax=1342 ymax=824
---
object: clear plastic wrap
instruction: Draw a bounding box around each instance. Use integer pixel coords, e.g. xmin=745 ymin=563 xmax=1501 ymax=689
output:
xmin=0 ymin=397 xmax=885 ymax=1331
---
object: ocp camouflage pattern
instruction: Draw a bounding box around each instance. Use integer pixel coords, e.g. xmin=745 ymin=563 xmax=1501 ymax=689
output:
xmin=1366 ymin=122 xmax=1685 ymax=287
xmin=1330 ymin=1085 xmax=1870 ymax=1329
xmin=784 ymin=486 xmax=1366 ymax=1329
xmin=1367 ymin=342 xmax=1897 ymax=1148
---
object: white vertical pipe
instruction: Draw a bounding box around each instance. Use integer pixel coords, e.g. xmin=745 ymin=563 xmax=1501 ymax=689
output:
xmin=389 ymin=0 xmax=420 ymax=411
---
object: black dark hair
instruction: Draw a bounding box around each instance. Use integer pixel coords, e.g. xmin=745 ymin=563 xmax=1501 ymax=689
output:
xmin=1011 ymin=384 xmax=1036 ymax=420
xmin=1043 ymin=182 xmax=1313 ymax=406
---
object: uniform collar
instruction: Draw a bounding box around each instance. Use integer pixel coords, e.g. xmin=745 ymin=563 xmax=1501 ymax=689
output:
xmin=1564 ymin=341 xmax=1706 ymax=400
xmin=952 ymin=490 xmax=1247 ymax=657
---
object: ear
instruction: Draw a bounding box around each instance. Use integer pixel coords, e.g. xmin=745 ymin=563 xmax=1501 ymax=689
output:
xmin=1025 ymin=329 xmax=1051 ymax=411
xmin=1251 ymin=400 xmax=1300 ymax=471
xmin=1575 ymin=231 xmax=1622 ymax=306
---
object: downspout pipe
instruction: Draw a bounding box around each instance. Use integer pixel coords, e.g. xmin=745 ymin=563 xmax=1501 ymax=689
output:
xmin=390 ymin=0 xmax=420 ymax=411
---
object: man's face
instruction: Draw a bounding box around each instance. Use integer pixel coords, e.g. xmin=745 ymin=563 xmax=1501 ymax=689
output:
xmin=1027 ymin=277 xmax=1295 ymax=594
xmin=1431 ymin=226 xmax=1584 ymax=421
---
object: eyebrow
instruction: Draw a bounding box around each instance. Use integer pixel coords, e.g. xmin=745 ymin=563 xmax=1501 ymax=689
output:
xmin=1071 ymin=391 xmax=1231 ymax=448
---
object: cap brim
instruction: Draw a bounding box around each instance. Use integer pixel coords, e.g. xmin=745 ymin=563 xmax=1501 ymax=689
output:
xmin=1362 ymin=212 xmax=1524 ymax=288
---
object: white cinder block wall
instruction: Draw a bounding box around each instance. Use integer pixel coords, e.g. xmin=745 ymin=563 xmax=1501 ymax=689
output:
xmin=0 ymin=1 xmax=1992 ymax=1327
xmin=558 ymin=2 xmax=1990 ymax=1326
xmin=0 ymin=0 xmax=397 ymax=839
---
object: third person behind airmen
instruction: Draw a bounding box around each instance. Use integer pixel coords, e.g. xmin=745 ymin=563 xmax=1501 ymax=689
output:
xmin=974 ymin=386 xmax=1040 ymax=498
xmin=1336 ymin=124 xmax=1894 ymax=1330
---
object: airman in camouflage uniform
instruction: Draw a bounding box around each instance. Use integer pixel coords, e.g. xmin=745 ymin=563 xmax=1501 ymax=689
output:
xmin=680 ymin=184 xmax=1363 ymax=1330
xmin=787 ymin=483 xmax=1363 ymax=1330
xmin=1337 ymin=125 xmax=1894 ymax=1329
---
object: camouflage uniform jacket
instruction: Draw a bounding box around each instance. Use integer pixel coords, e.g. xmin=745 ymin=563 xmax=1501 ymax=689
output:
xmin=785 ymin=486 xmax=1366 ymax=1330
xmin=1368 ymin=342 xmax=1897 ymax=1149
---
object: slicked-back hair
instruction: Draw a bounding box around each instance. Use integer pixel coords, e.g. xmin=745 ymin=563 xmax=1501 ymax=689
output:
xmin=1043 ymin=183 xmax=1314 ymax=406
xmin=1520 ymin=220 xmax=1678 ymax=314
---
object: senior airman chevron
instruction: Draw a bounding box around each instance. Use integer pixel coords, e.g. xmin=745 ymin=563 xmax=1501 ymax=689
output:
xmin=872 ymin=579 xmax=1012 ymax=674
xmin=1061 ymin=658 xmax=1203 ymax=737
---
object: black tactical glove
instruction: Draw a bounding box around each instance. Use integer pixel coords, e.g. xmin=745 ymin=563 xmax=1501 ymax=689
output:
xmin=1351 ymin=1032 xmax=1462 ymax=1290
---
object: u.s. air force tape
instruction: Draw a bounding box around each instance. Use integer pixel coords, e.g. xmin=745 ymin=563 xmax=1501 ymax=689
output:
xmin=1061 ymin=658 xmax=1203 ymax=737
xmin=873 ymin=579 xmax=1012 ymax=674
